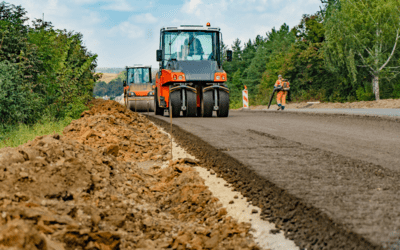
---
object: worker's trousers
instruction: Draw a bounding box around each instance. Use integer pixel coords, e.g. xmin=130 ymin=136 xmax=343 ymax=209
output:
xmin=276 ymin=91 xmax=287 ymax=105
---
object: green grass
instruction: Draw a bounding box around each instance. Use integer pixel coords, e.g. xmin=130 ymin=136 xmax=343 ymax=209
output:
xmin=0 ymin=117 xmax=73 ymax=149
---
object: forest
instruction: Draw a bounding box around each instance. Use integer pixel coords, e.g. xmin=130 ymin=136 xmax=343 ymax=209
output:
xmin=2 ymin=0 xmax=400 ymax=120
xmin=93 ymin=73 xmax=125 ymax=98
xmin=0 ymin=2 xmax=99 ymax=126
xmin=222 ymin=0 xmax=400 ymax=108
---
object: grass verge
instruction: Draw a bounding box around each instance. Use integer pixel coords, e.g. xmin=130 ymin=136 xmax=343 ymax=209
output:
xmin=0 ymin=117 xmax=73 ymax=149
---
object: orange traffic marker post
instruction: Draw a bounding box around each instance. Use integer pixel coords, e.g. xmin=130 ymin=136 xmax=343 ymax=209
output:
xmin=242 ymin=86 xmax=250 ymax=110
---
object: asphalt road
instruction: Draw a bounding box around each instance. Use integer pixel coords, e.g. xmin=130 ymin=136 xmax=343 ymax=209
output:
xmin=259 ymin=108 xmax=400 ymax=117
xmin=149 ymin=110 xmax=400 ymax=249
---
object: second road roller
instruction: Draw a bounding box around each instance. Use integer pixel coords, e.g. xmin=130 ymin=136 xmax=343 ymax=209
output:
xmin=123 ymin=65 xmax=155 ymax=112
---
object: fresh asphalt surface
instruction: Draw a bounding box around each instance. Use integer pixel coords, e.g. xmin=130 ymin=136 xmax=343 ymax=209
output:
xmin=149 ymin=109 xmax=400 ymax=249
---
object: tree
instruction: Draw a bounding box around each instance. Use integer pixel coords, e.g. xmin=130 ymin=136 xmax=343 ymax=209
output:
xmin=0 ymin=61 xmax=40 ymax=124
xmin=324 ymin=0 xmax=400 ymax=100
xmin=294 ymin=14 xmax=325 ymax=43
xmin=0 ymin=2 xmax=41 ymax=93
xmin=252 ymin=24 xmax=296 ymax=100
xmin=223 ymin=38 xmax=243 ymax=76
xmin=0 ymin=2 xmax=42 ymax=123
xmin=0 ymin=2 xmax=99 ymax=123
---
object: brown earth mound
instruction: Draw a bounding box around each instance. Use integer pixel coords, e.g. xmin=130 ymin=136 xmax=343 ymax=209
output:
xmin=0 ymin=100 xmax=258 ymax=249
xmin=64 ymin=100 xmax=170 ymax=162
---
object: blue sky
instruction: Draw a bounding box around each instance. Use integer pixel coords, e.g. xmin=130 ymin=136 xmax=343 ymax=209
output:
xmin=8 ymin=0 xmax=323 ymax=68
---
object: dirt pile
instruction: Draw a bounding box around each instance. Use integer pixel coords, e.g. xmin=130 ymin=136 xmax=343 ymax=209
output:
xmin=0 ymin=100 xmax=258 ymax=249
xmin=64 ymin=100 xmax=170 ymax=162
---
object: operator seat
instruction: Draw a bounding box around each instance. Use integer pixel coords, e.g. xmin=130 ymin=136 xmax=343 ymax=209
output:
xmin=183 ymin=37 xmax=204 ymax=60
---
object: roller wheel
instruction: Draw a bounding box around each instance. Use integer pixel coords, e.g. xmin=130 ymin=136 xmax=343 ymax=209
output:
xmin=183 ymin=90 xmax=197 ymax=117
xmin=148 ymin=100 xmax=155 ymax=112
xmin=169 ymin=90 xmax=181 ymax=117
xmin=201 ymin=90 xmax=213 ymax=117
xmin=217 ymin=90 xmax=229 ymax=117
xmin=154 ymin=89 xmax=163 ymax=116
xmin=128 ymin=100 xmax=137 ymax=112
xmin=129 ymin=100 xmax=137 ymax=112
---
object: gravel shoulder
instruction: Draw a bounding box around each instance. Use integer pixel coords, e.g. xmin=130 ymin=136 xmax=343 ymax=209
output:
xmin=148 ymin=111 xmax=400 ymax=249
xmin=164 ymin=129 xmax=299 ymax=250
xmin=242 ymin=108 xmax=400 ymax=117
xmin=248 ymin=98 xmax=400 ymax=110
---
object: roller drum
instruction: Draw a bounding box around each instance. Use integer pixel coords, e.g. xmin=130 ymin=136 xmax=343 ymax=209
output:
xmin=128 ymin=99 xmax=155 ymax=112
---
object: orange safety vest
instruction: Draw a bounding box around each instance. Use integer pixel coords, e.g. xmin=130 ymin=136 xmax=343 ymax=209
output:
xmin=275 ymin=80 xmax=290 ymax=90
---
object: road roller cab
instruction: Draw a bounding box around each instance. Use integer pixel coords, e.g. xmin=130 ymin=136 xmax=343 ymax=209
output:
xmin=123 ymin=65 xmax=155 ymax=112
xmin=154 ymin=23 xmax=232 ymax=117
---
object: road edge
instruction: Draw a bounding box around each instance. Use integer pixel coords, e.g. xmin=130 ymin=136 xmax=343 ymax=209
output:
xmin=147 ymin=114 xmax=383 ymax=250
xmin=233 ymin=109 xmax=400 ymax=122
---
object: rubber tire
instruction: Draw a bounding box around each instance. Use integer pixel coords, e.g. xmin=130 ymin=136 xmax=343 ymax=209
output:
xmin=169 ymin=90 xmax=181 ymax=117
xmin=201 ymin=90 xmax=214 ymax=117
xmin=154 ymin=89 xmax=163 ymax=116
xmin=217 ymin=90 xmax=229 ymax=117
xmin=183 ymin=90 xmax=197 ymax=117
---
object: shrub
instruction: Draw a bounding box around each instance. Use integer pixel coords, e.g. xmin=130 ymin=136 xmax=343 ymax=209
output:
xmin=0 ymin=61 xmax=41 ymax=124
xmin=356 ymin=85 xmax=374 ymax=101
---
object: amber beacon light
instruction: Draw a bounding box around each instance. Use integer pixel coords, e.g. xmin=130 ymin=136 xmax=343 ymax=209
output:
xmin=206 ymin=22 xmax=211 ymax=27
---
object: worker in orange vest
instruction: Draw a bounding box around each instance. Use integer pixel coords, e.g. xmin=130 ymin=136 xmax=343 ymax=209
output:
xmin=274 ymin=75 xmax=290 ymax=110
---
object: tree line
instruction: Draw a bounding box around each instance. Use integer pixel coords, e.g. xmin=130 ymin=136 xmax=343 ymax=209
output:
xmin=222 ymin=0 xmax=400 ymax=108
xmin=0 ymin=2 xmax=99 ymax=125
xmin=93 ymin=73 xmax=126 ymax=98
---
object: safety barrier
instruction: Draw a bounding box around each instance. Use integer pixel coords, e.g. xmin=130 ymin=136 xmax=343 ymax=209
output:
xmin=242 ymin=86 xmax=250 ymax=109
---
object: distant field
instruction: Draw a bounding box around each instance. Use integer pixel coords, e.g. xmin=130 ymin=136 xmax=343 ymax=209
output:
xmin=98 ymin=73 xmax=119 ymax=83
xmin=97 ymin=68 xmax=158 ymax=83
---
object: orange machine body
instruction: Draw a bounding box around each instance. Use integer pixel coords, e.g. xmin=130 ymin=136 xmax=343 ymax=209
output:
xmin=154 ymin=24 xmax=231 ymax=117
xmin=155 ymin=69 xmax=227 ymax=108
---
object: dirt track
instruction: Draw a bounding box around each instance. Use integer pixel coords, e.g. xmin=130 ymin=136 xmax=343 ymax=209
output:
xmin=148 ymin=110 xmax=400 ymax=250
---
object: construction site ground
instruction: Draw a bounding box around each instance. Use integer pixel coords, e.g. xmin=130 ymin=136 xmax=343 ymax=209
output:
xmin=0 ymin=100 xmax=264 ymax=250
xmin=2 ymin=99 xmax=400 ymax=249
xmin=236 ymin=99 xmax=400 ymax=117
xmin=250 ymin=98 xmax=400 ymax=110
xmin=148 ymin=109 xmax=400 ymax=250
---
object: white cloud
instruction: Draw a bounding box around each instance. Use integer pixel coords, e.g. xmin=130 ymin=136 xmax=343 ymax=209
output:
xmin=181 ymin=0 xmax=203 ymax=16
xmin=82 ymin=11 xmax=104 ymax=25
xmin=101 ymin=0 xmax=134 ymax=11
xmin=108 ymin=21 xmax=144 ymax=39
xmin=68 ymin=0 xmax=102 ymax=4
xmin=132 ymin=13 xmax=158 ymax=24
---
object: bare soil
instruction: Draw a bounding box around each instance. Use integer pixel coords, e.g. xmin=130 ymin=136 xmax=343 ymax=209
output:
xmin=98 ymin=73 xmax=119 ymax=83
xmin=246 ymin=98 xmax=400 ymax=110
xmin=0 ymin=100 xmax=258 ymax=250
